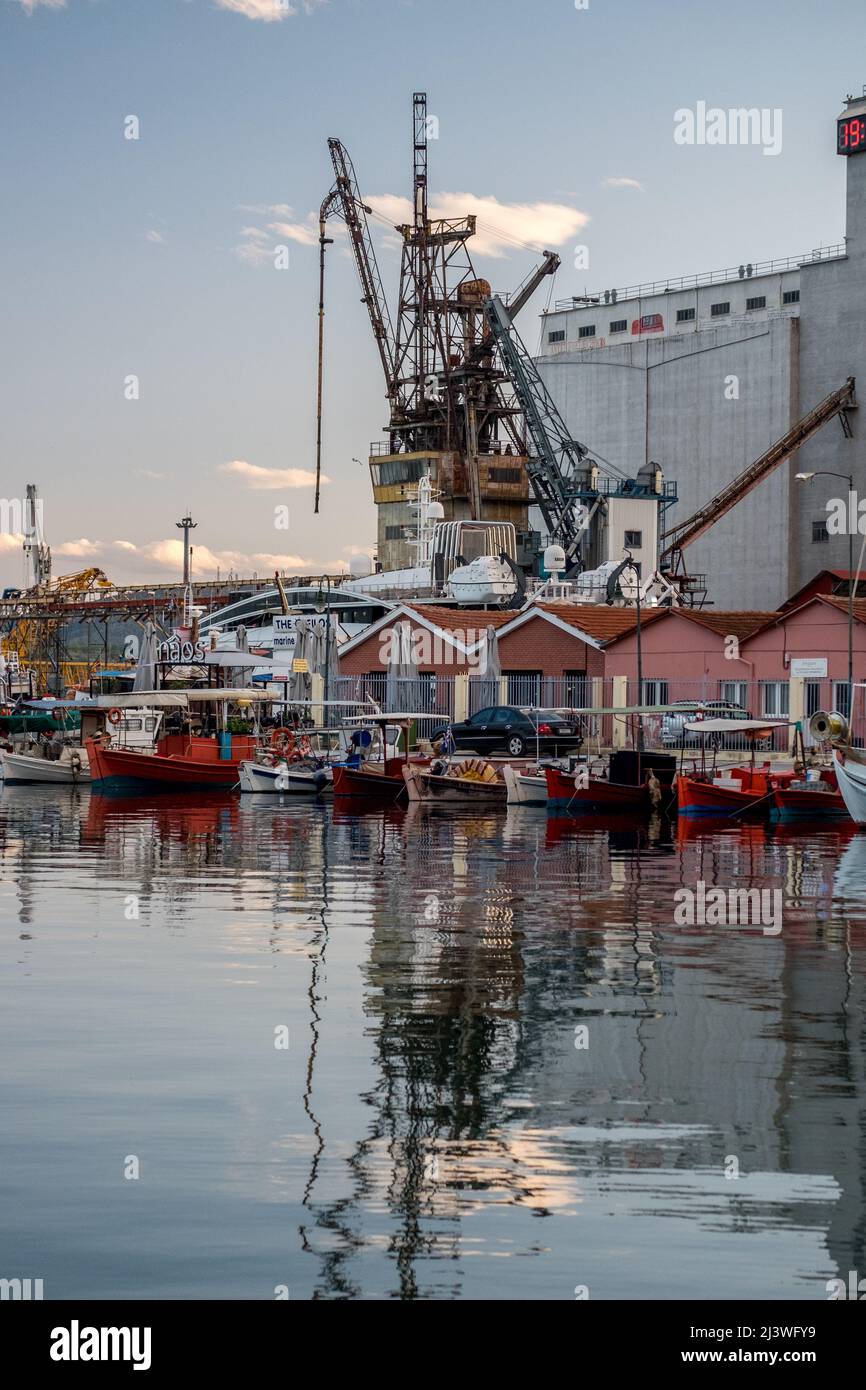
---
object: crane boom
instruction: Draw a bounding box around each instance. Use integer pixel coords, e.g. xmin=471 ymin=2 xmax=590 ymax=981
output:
xmin=660 ymin=377 xmax=856 ymax=565
xmin=485 ymin=294 xmax=591 ymax=565
xmin=315 ymin=138 xmax=399 ymax=512
xmin=325 ymin=139 xmax=398 ymax=392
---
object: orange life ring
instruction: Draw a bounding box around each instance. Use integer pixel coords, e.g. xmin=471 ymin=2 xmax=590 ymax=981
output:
xmin=271 ymin=727 xmax=295 ymax=753
xmin=107 ymin=707 xmax=123 ymax=726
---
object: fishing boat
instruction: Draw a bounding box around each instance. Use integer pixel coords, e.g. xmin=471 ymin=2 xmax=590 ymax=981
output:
xmin=674 ymin=719 xmax=788 ymax=817
xmin=545 ymin=750 xmax=677 ymax=812
xmin=502 ymin=764 xmax=548 ymax=805
xmin=331 ymin=714 xmax=432 ymax=802
xmin=403 ymin=757 xmax=507 ymax=804
xmin=238 ymin=759 xmax=332 ymax=795
xmin=85 ymin=689 xmax=270 ymax=792
xmin=770 ymin=768 xmax=847 ymax=820
xmin=832 ymin=750 xmax=866 ymax=824
xmin=0 ymin=701 xmax=162 ymax=785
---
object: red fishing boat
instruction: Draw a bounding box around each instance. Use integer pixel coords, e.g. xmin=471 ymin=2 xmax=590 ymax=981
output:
xmin=674 ymin=718 xmax=789 ymax=817
xmin=544 ymin=750 xmax=677 ymax=811
xmin=770 ymin=768 xmax=847 ymax=820
xmin=675 ymin=764 xmax=784 ymax=816
xmin=87 ymin=732 xmax=258 ymax=791
xmin=332 ymin=714 xmax=431 ymax=801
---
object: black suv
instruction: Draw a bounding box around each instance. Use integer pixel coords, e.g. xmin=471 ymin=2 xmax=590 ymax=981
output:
xmin=430 ymin=707 xmax=583 ymax=759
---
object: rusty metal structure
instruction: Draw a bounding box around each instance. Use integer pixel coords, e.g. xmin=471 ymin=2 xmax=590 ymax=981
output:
xmin=316 ymin=92 xmax=560 ymax=571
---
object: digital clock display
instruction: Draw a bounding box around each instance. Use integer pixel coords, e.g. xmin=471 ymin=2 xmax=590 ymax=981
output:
xmin=838 ymin=115 xmax=866 ymax=155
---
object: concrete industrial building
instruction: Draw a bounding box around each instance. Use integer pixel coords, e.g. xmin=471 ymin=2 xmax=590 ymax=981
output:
xmin=536 ymin=91 xmax=866 ymax=609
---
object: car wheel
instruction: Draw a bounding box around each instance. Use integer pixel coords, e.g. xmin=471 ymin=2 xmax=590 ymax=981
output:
xmin=506 ymin=735 xmax=526 ymax=757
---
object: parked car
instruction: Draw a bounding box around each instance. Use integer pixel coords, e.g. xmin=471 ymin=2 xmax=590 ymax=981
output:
xmin=661 ymin=700 xmax=767 ymax=749
xmin=430 ymin=706 xmax=583 ymax=759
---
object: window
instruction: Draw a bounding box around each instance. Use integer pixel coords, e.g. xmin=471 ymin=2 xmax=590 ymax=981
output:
xmin=504 ymin=671 xmax=542 ymax=705
xmin=711 ymin=301 xmax=730 ymax=317
xmin=487 ymin=467 xmax=522 ymax=484
xmin=676 ymin=307 xmax=696 ymax=323
xmin=746 ymin=295 xmax=766 ymax=311
xmin=384 ymin=524 xmax=408 ymax=541
xmin=834 ymin=681 xmax=852 ymax=720
xmin=804 ymin=680 xmax=822 ymax=719
xmin=578 ymin=324 xmax=596 ymax=339
xmin=812 ymin=520 xmax=829 ymax=544
xmin=470 ymin=707 xmax=496 ymax=725
xmin=609 ymin=318 xmax=628 ymax=333
xmin=564 ymin=671 xmax=588 ymax=707
xmin=548 ymin=329 xmax=565 ymax=343
xmin=624 ymin=530 xmax=643 ymax=549
xmin=761 ymin=682 xmax=790 ymax=718
xmin=642 ymin=680 xmax=669 ymax=706
xmin=783 ymin=289 xmax=800 ymax=305
xmin=721 ymin=681 xmax=748 ymax=708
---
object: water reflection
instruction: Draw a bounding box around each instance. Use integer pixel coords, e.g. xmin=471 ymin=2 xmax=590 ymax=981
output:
xmin=0 ymin=786 xmax=864 ymax=1299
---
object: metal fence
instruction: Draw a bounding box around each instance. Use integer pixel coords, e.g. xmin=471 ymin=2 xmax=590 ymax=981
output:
xmin=329 ymin=673 xmax=863 ymax=754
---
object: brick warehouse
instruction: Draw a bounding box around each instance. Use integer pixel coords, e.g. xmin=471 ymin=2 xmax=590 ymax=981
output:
xmin=337 ymin=601 xmax=667 ymax=686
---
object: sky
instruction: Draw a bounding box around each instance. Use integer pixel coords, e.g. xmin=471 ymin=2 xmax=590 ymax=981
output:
xmin=1 ymin=0 xmax=865 ymax=588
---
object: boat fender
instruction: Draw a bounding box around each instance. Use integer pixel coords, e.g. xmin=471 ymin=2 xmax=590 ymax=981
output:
xmin=70 ymin=751 xmax=82 ymax=780
xmin=313 ymin=770 xmax=328 ymax=792
xmin=107 ymin=707 xmax=123 ymax=726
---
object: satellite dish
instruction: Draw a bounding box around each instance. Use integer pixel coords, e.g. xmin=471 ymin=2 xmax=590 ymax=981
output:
xmin=427 ymin=501 xmax=445 ymax=521
xmin=544 ymin=544 xmax=566 ymax=578
xmin=349 ymin=554 xmax=374 ymax=578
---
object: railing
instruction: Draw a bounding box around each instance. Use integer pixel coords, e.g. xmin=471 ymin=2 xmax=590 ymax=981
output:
xmin=327 ymin=675 xmax=865 ymax=755
xmin=549 ymin=246 xmax=846 ymax=313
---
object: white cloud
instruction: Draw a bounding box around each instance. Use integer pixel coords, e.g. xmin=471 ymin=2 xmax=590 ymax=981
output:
xmin=114 ymin=537 xmax=320 ymax=578
xmin=365 ymin=191 xmax=589 ymax=257
xmin=267 ymin=219 xmax=318 ymax=247
xmin=236 ymin=192 xmax=587 ymax=268
xmin=215 ymin=0 xmax=295 ymax=19
xmin=234 ymin=207 xmax=319 ymax=264
xmin=602 ymin=176 xmax=645 ymax=192
xmin=144 ymin=229 xmax=165 ymax=244
xmin=54 ymin=538 xmax=100 ymax=558
xmin=0 ymin=533 xmax=24 ymax=552
xmin=16 ymin=0 xmax=66 ymax=14
xmin=215 ymin=1 xmax=326 ymax=20
xmin=220 ymin=460 xmax=326 ymax=490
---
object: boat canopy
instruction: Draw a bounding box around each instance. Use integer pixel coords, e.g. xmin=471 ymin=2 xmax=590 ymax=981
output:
xmin=683 ymin=718 xmax=789 ymax=733
xmin=94 ymin=689 xmax=274 ymax=708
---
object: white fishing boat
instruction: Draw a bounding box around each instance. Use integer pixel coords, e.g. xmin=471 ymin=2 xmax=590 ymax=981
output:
xmin=237 ymin=759 xmax=332 ymax=795
xmin=502 ymin=764 xmax=548 ymax=805
xmin=0 ymin=703 xmax=162 ymax=785
xmin=832 ymin=748 xmax=866 ymax=824
xmin=809 ymin=710 xmax=866 ymax=825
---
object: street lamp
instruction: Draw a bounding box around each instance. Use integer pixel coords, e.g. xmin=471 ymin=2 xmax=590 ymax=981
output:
xmin=606 ymin=552 xmax=644 ymax=750
xmin=795 ymin=470 xmax=855 ymax=719
xmin=314 ymin=575 xmax=332 ymax=728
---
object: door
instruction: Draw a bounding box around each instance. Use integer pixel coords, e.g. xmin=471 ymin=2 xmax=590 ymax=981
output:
xmin=464 ymin=707 xmax=496 ymax=754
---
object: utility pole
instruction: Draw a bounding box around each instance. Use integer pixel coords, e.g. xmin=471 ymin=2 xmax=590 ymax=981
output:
xmin=176 ymin=514 xmax=197 ymax=588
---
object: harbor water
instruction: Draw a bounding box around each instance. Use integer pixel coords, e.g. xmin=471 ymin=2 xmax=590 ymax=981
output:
xmin=1 ymin=787 xmax=864 ymax=1301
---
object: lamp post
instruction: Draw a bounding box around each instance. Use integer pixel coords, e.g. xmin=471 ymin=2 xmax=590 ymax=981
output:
xmin=315 ymin=575 xmax=332 ymax=728
xmin=606 ymin=551 xmax=644 ymax=750
xmin=795 ymin=470 xmax=855 ymax=719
